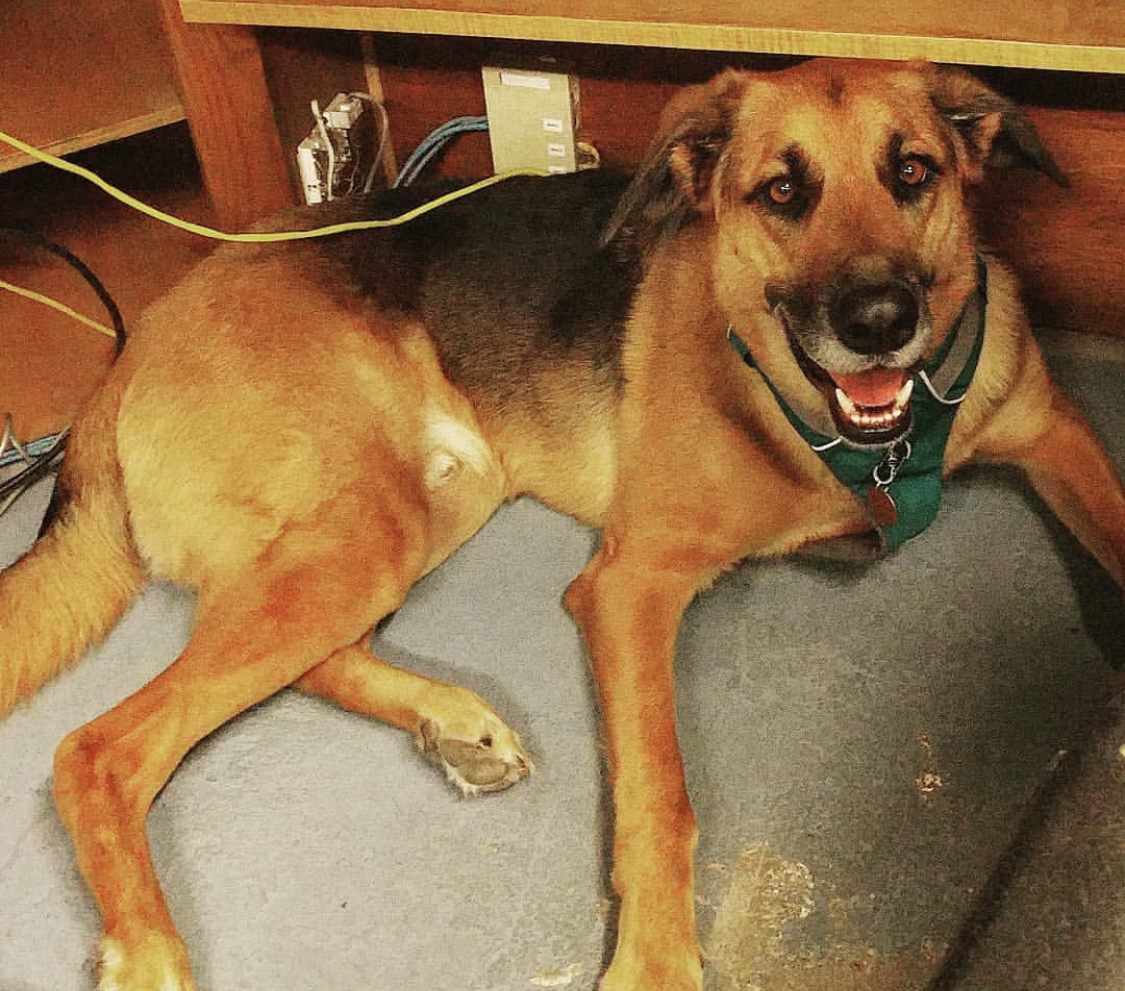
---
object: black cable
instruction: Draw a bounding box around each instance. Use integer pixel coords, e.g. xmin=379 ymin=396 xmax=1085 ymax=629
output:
xmin=0 ymin=229 xmax=126 ymax=517
xmin=0 ymin=227 xmax=127 ymax=355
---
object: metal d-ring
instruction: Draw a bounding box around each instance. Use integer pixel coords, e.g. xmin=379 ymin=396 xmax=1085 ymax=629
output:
xmin=872 ymin=438 xmax=913 ymax=489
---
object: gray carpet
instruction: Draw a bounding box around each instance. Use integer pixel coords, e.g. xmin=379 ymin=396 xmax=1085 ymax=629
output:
xmin=1 ymin=330 xmax=1122 ymax=991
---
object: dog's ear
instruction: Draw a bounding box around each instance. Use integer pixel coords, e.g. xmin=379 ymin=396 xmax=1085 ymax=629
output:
xmin=928 ymin=64 xmax=1068 ymax=187
xmin=603 ymin=71 xmax=747 ymax=249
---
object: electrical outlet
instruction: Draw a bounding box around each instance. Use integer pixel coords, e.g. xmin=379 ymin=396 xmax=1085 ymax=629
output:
xmin=297 ymin=133 xmax=330 ymax=205
xmin=297 ymin=93 xmax=374 ymax=205
xmin=481 ymin=64 xmax=580 ymax=174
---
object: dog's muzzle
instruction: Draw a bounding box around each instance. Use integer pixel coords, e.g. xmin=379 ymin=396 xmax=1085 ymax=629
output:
xmin=767 ymin=274 xmax=931 ymax=446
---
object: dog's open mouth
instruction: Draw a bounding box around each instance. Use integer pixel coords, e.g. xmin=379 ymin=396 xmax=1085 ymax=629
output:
xmin=831 ymin=368 xmax=914 ymax=436
xmin=769 ymin=286 xmax=925 ymax=447
xmin=792 ymin=345 xmax=916 ymax=445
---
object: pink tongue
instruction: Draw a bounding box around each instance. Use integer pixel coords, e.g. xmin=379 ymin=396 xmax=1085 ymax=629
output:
xmin=832 ymin=368 xmax=907 ymax=408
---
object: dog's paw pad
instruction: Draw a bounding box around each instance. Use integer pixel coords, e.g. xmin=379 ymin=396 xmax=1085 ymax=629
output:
xmin=416 ymin=694 xmax=532 ymax=796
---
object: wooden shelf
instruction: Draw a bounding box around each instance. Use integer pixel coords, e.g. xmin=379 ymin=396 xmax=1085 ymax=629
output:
xmin=180 ymin=0 xmax=1125 ymax=73
xmin=1 ymin=0 xmax=184 ymax=174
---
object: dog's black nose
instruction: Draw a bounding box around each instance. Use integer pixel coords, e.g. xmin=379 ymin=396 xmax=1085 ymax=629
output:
xmin=831 ymin=283 xmax=919 ymax=354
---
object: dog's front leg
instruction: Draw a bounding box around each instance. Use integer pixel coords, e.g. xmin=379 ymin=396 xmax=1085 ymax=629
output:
xmin=977 ymin=380 xmax=1125 ymax=591
xmin=294 ymin=639 xmax=532 ymax=795
xmin=566 ymin=539 xmax=707 ymax=991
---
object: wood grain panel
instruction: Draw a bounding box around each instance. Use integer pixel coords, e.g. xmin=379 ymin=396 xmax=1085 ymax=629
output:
xmin=157 ymin=0 xmax=295 ymax=228
xmin=1 ymin=0 xmax=184 ymax=173
xmin=183 ymin=0 xmax=1125 ymax=72
xmin=978 ymin=108 xmax=1125 ymax=334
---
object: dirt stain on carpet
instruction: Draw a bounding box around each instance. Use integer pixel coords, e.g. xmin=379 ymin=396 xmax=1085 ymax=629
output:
xmin=704 ymin=843 xmax=938 ymax=990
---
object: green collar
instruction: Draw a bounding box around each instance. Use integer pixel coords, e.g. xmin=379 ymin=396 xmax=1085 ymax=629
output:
xmin=728 ymin=264 xmax=987 ymax=553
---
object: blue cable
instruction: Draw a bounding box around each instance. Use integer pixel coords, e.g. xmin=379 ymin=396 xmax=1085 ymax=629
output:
xmin=397 ymin=116 xmax=488 ymax=185
xmin=0 ymin=432 xmax=65 ymax=469
xmin=395 ymin=117 xmax=488 ymax=187
xmin=393 ymin=116 xmax=489 ymax=188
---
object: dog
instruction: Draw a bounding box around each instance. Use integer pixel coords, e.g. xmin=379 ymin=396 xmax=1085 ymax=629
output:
xmin=2 ymin=58 xmax=1123 ymax=991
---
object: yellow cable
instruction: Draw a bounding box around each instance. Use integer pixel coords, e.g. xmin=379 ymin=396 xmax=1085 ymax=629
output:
xmin=0 ymin=128 xmax=552 ymax=343
xmin=0 ymin=128 xmax=555 ymax=496
xmin=0 ymin=277 xmax=117 ymax=340
xmin=0 ymin=129 xmax=548 ymax=242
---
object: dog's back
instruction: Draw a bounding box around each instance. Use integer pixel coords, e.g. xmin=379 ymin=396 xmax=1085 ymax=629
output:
xmin=0 ymin=169 xmax=637 ymax=716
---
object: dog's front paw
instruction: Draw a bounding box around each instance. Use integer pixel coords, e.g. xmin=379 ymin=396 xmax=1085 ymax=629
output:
xmin=416 ymin=687 xmax=532 ymax=796
xmin=98 ymin=933 xmax=196 ymax=991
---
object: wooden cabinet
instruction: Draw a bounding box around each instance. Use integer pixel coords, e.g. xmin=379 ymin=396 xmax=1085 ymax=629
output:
xmin=6 ymin=1 xmax=1121 ymax=330
xmin=173 ymin=0 xmax=1124 ymax=333
xmin=180 ymin=0 xmax=1124 ymax=72
xmin=0 ymin=0 xmax=184 ymax=173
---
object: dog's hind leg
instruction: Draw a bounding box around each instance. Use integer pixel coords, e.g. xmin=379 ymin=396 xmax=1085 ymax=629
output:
xmin=295 ymin=641 xmax=532 ymax=795
xmin=52 ymin=488 xmax=425 ymax=991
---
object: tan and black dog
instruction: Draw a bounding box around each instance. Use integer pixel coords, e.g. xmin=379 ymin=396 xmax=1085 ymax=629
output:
xmin=2 ymin=58 xmax=1124 ymax=991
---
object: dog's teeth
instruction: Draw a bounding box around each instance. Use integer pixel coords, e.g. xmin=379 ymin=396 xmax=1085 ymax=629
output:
xmin=894 ymin=378 xmax=915 ymax=409
xmin=836 ymin=377 xmax=913 ymax=430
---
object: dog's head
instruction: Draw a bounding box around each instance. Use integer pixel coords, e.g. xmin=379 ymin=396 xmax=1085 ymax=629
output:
xmin=607 ymin=60 xmax=1065 ymax=447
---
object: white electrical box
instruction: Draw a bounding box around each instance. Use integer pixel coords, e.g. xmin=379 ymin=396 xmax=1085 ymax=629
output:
xmin=482 ymin=64 xmax=580 ymax=174
xmin=296 ymin=93 xmax=372 ymax=205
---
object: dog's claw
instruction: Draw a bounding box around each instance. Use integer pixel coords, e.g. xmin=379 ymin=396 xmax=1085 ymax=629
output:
xmin=416 ymin=692 xmax=532 ymax=796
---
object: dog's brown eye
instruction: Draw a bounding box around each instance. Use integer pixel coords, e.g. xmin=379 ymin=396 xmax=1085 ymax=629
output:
xmin=752 ymin=160 xmax=815 ymax=220
xmin=768 ymin=177 xmax=797 ymax=204
xmin=898 ymin=156 xmax=930 ymax=187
